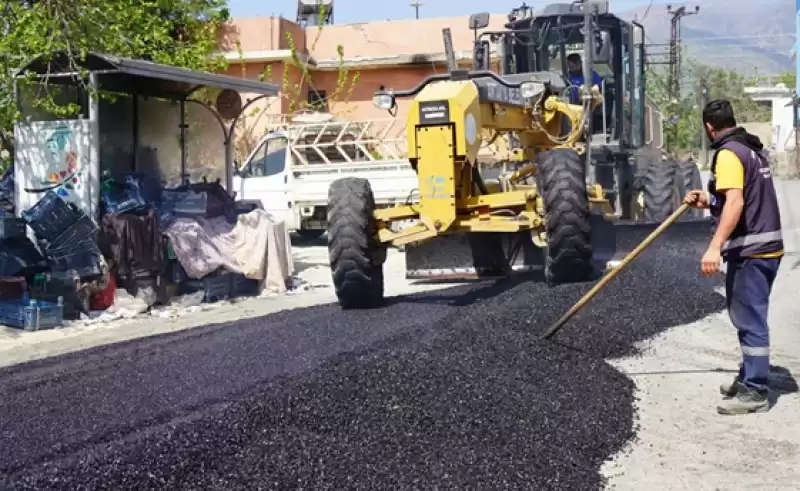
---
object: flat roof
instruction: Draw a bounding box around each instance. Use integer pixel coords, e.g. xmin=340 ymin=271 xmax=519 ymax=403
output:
xmin=16 ymin=51 xmax=279 ymax=100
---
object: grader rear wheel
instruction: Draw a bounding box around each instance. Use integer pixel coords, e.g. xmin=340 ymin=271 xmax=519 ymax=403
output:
xmin=536 ymin=148 xmax=594 ymax=286
xmin=675 ymin=159 xmax=705 ymax=221
xmin=642 ymin=157 xmax=679 ymax=222
xmin=327 ymin=177 xmax=386 ymax=309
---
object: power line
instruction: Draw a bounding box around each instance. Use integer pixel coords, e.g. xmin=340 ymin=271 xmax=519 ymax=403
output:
xmin=646 ymin=33 xmax=794 ymax=46
xmin=639 ymin=0 xmax=655 ymax=22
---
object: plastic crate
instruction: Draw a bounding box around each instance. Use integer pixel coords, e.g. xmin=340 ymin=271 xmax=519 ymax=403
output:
xmin=0 ymin=297 xmax=64 ymax=331
xmin=21 ymin=191 xmax=81 ymax=242
xmin=45 ymin=238 xmax=103 ymax=278
xmin=0 ymin=218 xmax=26 ymax=239
xmin=0 ymin=237 xmax=48 ymax=277
xmin=230 ymin=274 xmax=260 ymax=298
xmin=180 ymin=273 xmax=231 ymax=303
xmin=45 ymin=214 xmax=99 ymax=249
xmin=30 ymin=273 xmax=88 ymax=319
xmin=103 ymin=188 xmax=146 ymax=215
xmin=162 ymin=190 xmax=207 ymax=217
xmin=0 ymin=277 xmax=26 ymax=300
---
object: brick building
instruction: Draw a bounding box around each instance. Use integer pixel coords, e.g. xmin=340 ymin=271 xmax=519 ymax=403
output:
xmin=218 ymin=12 xmax=507 ymax=147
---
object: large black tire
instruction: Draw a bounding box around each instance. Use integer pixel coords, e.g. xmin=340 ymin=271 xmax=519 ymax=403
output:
xmin=536 ymin=148 xmax=594 ymax=286
xmin=327 ymin=177 xmax=386 ymax=309
xmin=675 ymin=159 xmax=705 ymax=220
xmin=642 ymin=157 xmax=678 ymax=222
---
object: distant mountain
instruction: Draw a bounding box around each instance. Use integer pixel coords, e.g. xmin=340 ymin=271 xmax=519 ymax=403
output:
xmin=619 ymin=0 xmax=794 ymax=75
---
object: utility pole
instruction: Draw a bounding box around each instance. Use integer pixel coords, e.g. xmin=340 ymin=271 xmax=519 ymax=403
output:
xmin=410 ymin=2 xmax=422 ymax=19
xmin=663 ymin=4 xmax=698 ymax=153
xmin=666 ymin=4 xmax=699 ymax=104
xmin=699 ymin=74 xmax=710 ymax=167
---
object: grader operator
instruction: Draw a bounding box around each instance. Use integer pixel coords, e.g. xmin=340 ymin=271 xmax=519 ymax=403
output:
xmin=325 ymin=1 xmax=677 ymax=309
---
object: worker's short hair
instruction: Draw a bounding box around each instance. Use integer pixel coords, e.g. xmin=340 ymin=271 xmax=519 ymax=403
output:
xmin=702 ymin=99 xmax=737 ymax=130
xmin=566 ymin=53 xmax=581 ymax=64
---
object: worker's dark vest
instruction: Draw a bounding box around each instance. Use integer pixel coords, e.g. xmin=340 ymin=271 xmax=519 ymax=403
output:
xmin=708 ymin=129 xmax=783 ymax=260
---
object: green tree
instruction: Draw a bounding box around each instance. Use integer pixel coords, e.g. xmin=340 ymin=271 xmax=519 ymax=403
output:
xmin=230 ymin=3 xmax=361 ymax=162
xmin=647 ymin=57 xmax=771 ymax=155
xmin=0 ymin=0 xmax=230 ymax=168
xmin=777 ymin=71 xmax=796 ymax=88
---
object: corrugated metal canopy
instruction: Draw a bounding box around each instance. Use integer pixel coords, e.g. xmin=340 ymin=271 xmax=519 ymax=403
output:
xmin=16 ymin=51 xmax=279 ymax=100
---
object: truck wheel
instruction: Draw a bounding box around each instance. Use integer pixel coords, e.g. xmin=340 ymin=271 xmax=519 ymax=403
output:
xmin=536 ymin=148 xmax=594 ymax=286
xmin=675 ymin=160 xmax=704 ymax=220
xmin=327 ymin=177 xmax=386 ymax=309
xmin=642 ymin=157 xmax=679 ymax=222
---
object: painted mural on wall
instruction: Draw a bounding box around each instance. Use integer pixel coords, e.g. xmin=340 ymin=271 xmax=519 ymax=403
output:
xmin=24 ymin=124 xmax=84 ymax=197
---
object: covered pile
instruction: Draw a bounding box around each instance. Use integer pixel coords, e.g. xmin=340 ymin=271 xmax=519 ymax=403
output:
xmin=0 ymin=173 xmax=294 ymax=330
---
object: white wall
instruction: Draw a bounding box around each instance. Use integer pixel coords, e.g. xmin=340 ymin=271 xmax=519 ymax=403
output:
xmin=744 ymin=85 xmax=795 ymax=153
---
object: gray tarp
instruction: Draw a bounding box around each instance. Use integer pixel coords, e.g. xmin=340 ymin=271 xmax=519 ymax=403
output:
xmin=164 ymin=210 xmax=295 ymax=294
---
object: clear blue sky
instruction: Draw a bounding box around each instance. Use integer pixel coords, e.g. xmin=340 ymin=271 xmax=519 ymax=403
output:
xmin=227 ymin=0 xmax=652 ymax=22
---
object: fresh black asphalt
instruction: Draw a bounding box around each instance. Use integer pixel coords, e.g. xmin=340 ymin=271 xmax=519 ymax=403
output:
xmin=0 ymin=222 xmax=724 ymax=490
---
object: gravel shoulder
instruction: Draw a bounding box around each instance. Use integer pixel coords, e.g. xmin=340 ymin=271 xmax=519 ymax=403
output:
xmin=603 ymin=260 xmax=800 ymax=490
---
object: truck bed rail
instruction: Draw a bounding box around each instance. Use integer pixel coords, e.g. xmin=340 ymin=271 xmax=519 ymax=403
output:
xmin=265 ymin=118 xmax=408 ymax=166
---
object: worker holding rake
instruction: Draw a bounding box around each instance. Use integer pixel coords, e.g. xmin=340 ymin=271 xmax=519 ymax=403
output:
xmin=684 ymin=99 xmax=783 ymax=416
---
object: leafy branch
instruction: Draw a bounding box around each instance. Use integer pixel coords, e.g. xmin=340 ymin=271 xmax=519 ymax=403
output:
xmin=0 ymin=0 xmax=231 ymax=169
xmin=232 ymin=3 xmax=361 ymax=160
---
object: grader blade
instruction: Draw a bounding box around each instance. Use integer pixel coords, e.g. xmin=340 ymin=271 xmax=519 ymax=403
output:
xmin=404 ymin=214 xmax=621 ymax=281
xmin=404 ymin=231 xmax=541 ymax=280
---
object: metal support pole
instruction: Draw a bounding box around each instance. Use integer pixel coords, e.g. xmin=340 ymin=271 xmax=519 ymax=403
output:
xmin=88 ymin=73 xmax=101 ymax=220
xmin=582 ymin=0 xmax=595 ymax=185
xmin=442 ymin=28 xmax=457 ymax=72
xmin=795 ymin=6 xmax=800 ymax=174
xmin=699 ymin=76 xmax=709 ymax=167
xmin=225 ymin=129 xmax=235 ymax=195
xmin=132 ymin=95 xmax=139 ymax=172
xmin=179 ymin=99 xmax=187 ymax=184
xmin=794 ymin=95 xmax=800 ymax=175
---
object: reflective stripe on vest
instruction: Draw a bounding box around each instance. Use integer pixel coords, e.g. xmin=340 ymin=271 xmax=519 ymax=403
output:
xmin=722 ymin=230 xmax=783 ymax=252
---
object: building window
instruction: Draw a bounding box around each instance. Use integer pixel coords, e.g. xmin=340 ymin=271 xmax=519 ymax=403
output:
xmin=308 ymin=89 xmax=328 ymax=111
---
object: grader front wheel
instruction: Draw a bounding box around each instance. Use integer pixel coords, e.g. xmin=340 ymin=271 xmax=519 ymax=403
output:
xmin=537 ymin=148 xmax=594 ymax=286
xmin=327 ymin=177 xmax=386 ymax=309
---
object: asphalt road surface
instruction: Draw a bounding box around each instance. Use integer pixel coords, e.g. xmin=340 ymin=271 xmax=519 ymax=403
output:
xmin=0 ymin=222 xmax=722 ymax=490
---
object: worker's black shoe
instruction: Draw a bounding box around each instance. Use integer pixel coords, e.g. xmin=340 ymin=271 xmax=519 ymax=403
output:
xmin=717 ymin=386 xmax=769 ymax=415
xmin=720 ymin=376 xmax=742 ymax=398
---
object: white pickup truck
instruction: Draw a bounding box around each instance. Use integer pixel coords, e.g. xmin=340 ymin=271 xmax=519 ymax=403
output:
xmin=232 ymin=113 xmax=418 ymax=239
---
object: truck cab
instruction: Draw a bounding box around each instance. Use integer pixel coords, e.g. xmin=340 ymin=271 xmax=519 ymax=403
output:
xmin=232 ymin=114 xmax=418 ymax=236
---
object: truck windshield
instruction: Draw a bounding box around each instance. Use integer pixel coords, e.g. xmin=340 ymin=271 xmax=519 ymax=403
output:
xmin=246 ymin=137 xmax=288 ymax=177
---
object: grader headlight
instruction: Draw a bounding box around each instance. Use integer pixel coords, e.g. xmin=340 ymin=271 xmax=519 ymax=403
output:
xmin=372 ymin=92 xmax=396 ymax=110
xmin=520 ymin=81 xmax=544 ymax=99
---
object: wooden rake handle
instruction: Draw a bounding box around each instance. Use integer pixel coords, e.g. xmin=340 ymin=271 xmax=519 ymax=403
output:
xmin=542 ymin=203 xmax=691 ymax=340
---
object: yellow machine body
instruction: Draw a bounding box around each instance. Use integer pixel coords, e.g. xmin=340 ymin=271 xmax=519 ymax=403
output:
xmin=373 ymin=78 xmax=607 ymax=256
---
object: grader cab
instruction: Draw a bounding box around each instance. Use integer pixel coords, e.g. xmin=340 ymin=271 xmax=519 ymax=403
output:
xmin=325 ymin=1 xmax=692 ymax=309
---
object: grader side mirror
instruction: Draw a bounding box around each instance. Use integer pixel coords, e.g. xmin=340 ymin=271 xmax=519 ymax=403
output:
xmin=593 ymin=31 xmax=612 ymax=65
xmin=469 ymin=12 xmax=490 ymax=30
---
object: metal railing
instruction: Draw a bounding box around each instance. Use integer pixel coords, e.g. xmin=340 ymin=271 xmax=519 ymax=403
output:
xmin=264 ymin=117 xmax=408 ymax=166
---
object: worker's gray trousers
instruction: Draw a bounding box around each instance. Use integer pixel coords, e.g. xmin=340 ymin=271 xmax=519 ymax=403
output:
xmin=725 ymin=257 xmax=781 ymax=392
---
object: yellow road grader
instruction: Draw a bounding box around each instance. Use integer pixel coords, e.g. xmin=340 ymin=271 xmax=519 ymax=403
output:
xmin=326 ymin=1 xmax=692 ymax=309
